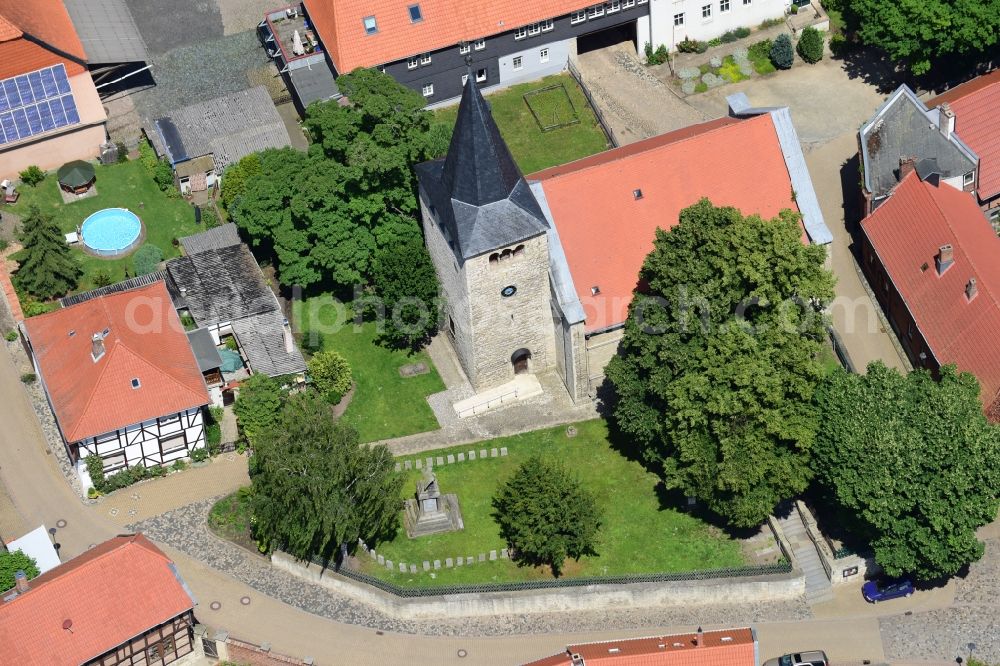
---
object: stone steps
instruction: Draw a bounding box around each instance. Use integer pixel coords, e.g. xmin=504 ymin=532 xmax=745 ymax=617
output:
xmin=776 ymin=509 xmax=834 ymax=605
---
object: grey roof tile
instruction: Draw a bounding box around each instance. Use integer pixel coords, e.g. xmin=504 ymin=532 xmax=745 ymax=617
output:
xmin=179 ymin=223 xmax=241 ymax=255
xmin=63 ymin=0 xmax=148 ymax=63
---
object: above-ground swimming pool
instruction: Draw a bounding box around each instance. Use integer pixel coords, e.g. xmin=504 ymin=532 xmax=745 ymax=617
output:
xmin=80 ymin=208 xmax=143 ymax=256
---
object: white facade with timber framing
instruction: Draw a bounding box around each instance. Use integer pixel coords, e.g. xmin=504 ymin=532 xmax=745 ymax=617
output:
xmin=21 ymin=281 xmax=210 ymax=477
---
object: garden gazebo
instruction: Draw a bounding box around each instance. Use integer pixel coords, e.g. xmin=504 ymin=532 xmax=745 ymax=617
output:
xmin=57 ymin=160 xmax=96 ymax=194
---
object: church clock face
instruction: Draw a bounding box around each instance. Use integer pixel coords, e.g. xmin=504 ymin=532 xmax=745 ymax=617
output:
xmin=501 ymin=285 xmax=517 ymax=298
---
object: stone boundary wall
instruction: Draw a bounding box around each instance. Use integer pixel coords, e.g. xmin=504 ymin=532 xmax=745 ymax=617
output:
xmin=272 ymin=551 xmax=805 ymax=620
xmin=393 ymin=445 xmax=508 ymax=473
xmin=357 ymin=538 xmax=508 ymax=576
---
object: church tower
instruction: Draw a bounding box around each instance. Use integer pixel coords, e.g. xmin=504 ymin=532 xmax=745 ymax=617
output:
xmin=415 ymin=76 xmax=556 ymax=392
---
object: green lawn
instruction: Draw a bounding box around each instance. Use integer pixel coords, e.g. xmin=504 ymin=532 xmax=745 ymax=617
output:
xmin=432 ymin=73 xmax=609 ymax=174
xmin=8 ymin=160 xmax=200 ymax=292
xmin=359 ymin=420 xmax=746 ymax=586
xmin=294 ymin=294 xmax=445 ymax=442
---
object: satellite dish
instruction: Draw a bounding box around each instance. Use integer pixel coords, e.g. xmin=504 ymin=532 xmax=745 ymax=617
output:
xmin=62 ymin=619 xmax=73 ymax=632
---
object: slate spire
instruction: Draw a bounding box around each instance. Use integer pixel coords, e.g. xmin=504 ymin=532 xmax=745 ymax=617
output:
xmin=442 ymin=72 xmax=523 ymax=206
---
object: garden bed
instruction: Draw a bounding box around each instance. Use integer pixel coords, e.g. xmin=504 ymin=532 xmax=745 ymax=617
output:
xmin=356 ymin=420 xmax=747 ymax=587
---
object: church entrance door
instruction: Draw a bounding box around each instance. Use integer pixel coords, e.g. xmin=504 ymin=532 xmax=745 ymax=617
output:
xmin=511 ymin=348 xmax=532 ymax=374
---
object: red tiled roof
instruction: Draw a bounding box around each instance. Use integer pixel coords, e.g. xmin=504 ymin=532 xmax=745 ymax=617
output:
xmin=0 ymin=0 xmax=86 ymax=61
xmin=0 ymin=534 xmax=195 ymax=665
xmin=928 ymin=70 xmax=1000 ymax=201
xmin=0 ymin=38 xmax=85 ymax=79
xmin=523 ymin=628 xmax=756 ymax=666
xmin=862 ymin=171 xmax=1000 ymax=409
xmin=23 ymin=281 xmax=210 ymax=442
xmin=0 ymin=12 xmax=21 ymax=41
xmin=532 ymin=113 xmax=802 ymax=332
xmin=304 ymin=0 xmax=589 ymax=72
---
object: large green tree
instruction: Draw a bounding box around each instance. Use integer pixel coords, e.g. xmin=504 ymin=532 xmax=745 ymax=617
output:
xmin=847 ymin=0 xmax=1000 ymax=75
xmin=230 ymin=70 xmax=439 ymax=290
xmin=491 ymin=456 xmax=601 ymax=576
xmin=233 ymin=373 xmax=285 ymax=446
xmin=0 ymin=550 xmax=40 ymax=591
xmin=368 ymin=236 xmax=441 ymax=350
xmin=250 ymin=392 xmax=402 ymax=560
xmin=13 ymin=204 xmax=81 ymax=300
xmin=606 ymin=200 xmax=835 ymax=528
xmin=814 ymin=363 xmax=1000 ymax=581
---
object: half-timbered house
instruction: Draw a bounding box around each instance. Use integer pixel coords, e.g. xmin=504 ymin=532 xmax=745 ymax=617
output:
xmin=0 ymin=533 xmax=198 ymax=666
xmin=21 ymin=281 xmax=210 ymax=477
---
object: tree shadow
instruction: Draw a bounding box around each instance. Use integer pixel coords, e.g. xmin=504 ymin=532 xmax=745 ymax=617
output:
xmin=834 ymin=46 xmax=904 ymax=95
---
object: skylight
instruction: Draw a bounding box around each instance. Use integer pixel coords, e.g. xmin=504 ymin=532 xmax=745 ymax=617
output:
xmin=408 ymin=4 xmax=423 ymax=22
xmin=363 ymin=15 xmax=378 ymax=35
xmin=130 ymin=378 xmax=141 ymax=389
xmin=633 ymin=188 xmax=643 ymax=200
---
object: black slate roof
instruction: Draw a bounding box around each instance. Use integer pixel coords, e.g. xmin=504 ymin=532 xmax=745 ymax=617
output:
xmin=415 ymin=77 xmax=547 ymax=260
xmin=166 ymin=244 xmax=275 ymax=325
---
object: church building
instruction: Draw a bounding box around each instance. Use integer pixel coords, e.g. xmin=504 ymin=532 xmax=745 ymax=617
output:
xmin=416 ymin=78 xmax=831 ymax=404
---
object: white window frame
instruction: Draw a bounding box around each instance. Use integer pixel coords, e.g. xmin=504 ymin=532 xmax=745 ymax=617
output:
xmin=743 ymin=0 xmax=752 ymax=4
xmin=420 ymin=52 xmax=432 ymax=65
xmin=964 ymin=171 xmax=975 ymax=187
xmin=588 ymin=4 xmax=605 ymax=19
xmin=459 ymin=41 xmax=470 ymax=54
xmin=673 ymin=12 xmax=684 ymax=25
xmin=702 ymin=3 xmax=712 ymax=18
xmin=607 ymin=0 xmax=621 ymax=13
xmin=407 ymin=56 xmax=419 ymax=69
xmin=101 ymin=452 xmax=127 ymax=473
xmin=377 ymin=64 xmax=387 ymax=73
xmin=422 ymin=83 xmax=434 ymax=97
xmin=476 ymin=68 xmax=487 ymax=83
xmin=541 ymin=19 xmax=554 ymax=31
xmin=623 ymin=0 xmax=636 ymax=7
xmin=720 ymin=0 xmax=730 ymax=12
xmin=159 ymin=433 xmax=187 ymax=456
xmin=571 ymin=10 xmax=587 ymax=24
xmin=474 ymin=39 xmax=485 ymax=50
xmin=513 ymin=55 xmax=523 ymax=71
xmin=408 ymin=4 xmax=423 ymax=22
xmin=515 ymin=27 xmax=527 ymax=40
xmin=637 ymin=0 xmax=647 ymax=5
xmin=528 ymin=22 xmax=541 ymax=36
xmin=540 ymin=47 xmax=549 ymax=63
xmin=363 ymin=15 xmax=378 ymax=35
xmin=461 ymin=74 xmax=469 ymax=85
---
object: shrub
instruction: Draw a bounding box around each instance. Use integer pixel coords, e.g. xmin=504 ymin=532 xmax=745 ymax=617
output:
xmin=152 ymin=159 xmax=174 ymax=192
xmin=797 ymin=26 xmax=825 ymax=63
xmin=133 ymin=244 xmax=164 ymax=276
xmin=759 ymin=17 xmax=785 ymax=29
xmin=224 ymin=336 xmax=239 ymax=351
xmin=789 ymin=4 xmax=799 ymax=13
xmin=92 ymin=269 xmax=114 ymax=288
xmin=85 ymin=454 xmax=106 ymax=492
xmin=0 ymin=238 xmax=7 ymax=252
xmin=770 ymin=33 xmax=794 ymax=69
xmin=720 ymin=30 xmax=739 ymax=43
xmin=20 ymin=373 xmax=35 ymax=384
xmin=172 ymin=459 xmax=187 ymax=472
xmin=4 ymin=330 xmax=17 ymax=342
xmin=138 ymin=140 xmax=159 ymax=173
xmin=748 ymin=38 xmax=773 ymax=62
xmin=677 ymin=38 xmax=708 ymax=54
xmin=829 ymin=32 xmax=848 ymax=57
xmin=707 ymin=37 xmax=723 ymax=47
xmin=734 ymin=26 xmax=752 ymax=38
xmin=20 ymin=297 xmax=58 ymax=318
xmin=307 ymin=350 xmax=353 ymax=403
xmin=191 ymin=446 xmax=209 ymax=462
xmin=643 ymin=42 xmax=669 ymax=65
xmin=18 ymin=166 xmax=45 ymax=187
xmin=115 ymin=141 xmax=129 ymax=163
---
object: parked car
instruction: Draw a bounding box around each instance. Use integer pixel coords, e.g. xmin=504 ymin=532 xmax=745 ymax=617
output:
xmin=862 ymin=576 xmax=914 ymax=603
xmin=763 ymin=651 xmax=829 ymax=666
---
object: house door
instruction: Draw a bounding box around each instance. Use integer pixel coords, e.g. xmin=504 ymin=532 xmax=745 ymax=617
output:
xmin=511 ymin=348 xmax=531 ymax=374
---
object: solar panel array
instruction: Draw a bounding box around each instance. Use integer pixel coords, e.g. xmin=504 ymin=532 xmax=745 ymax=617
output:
xmin=0 ymin=64 xmax=81 ymax=146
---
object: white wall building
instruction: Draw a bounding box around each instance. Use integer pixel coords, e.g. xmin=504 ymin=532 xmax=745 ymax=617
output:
xmin=645 ymin=0 xmax=790 ymax=51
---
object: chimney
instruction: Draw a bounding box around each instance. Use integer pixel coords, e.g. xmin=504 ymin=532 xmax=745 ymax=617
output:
xmin=179 ymin=286 xmax=187 ymax=298
xmin=938 ymin=103 xmax=955 ymax=139
xmin=695 ymin=627 xmax=704 ymax=647
xmin=899 ymin=156 xmax=916 ymax=181
xmin=14 ymin=570 xmax=29 ymax=593
xmin=936 ymin=244 xmax=954 ymax=275
xmin=967 ymin=277 xmax=978 ymax=301
xmin=91 ymin=333 xmax=105 ymax=361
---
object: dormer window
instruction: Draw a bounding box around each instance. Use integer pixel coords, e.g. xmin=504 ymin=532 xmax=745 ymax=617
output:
xmin=964 ymin=171 xmax=975 ymax=187
xmin=408 ymin=4 xmax=423 ymax=22
xmin=363 ymin=15 xmax=378 ymax=35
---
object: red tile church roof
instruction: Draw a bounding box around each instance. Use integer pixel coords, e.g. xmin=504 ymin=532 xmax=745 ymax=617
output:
xmin=862 ymin=171 xmax=1000 ymax=413
xmin=532 ymin=113 xmax=802 ymax=332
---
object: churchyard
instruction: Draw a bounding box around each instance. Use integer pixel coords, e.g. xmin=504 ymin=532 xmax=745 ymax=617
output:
xmin=432 ymin=73 xmax=609 ymax=173
xmin=355 ymin=419 xmax=747 ymax=586
xmin=4 ymin=159 xmax=200 ymax=293
xmin=293 ymin=294 xmax=444 ymax=442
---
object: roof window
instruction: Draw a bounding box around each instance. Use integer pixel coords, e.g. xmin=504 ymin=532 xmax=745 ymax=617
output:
xmin=633 ymin=188 xmax=643 ymax=200
xmin=131 ymin=378 xmax=141 ymax=389
xmin=363 ymin=15 xmax=378 ymax=35
xmin=591 ymin=285 xmax=601 ymax=295
xmin=408 ymin=4 xmax=423 ymax=22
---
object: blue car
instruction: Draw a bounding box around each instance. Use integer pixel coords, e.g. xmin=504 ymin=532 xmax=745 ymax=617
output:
xmin=862 ymin=577 xmax=914 ymax=603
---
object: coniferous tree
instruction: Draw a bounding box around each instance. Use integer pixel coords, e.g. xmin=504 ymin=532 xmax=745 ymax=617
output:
xmin=13 ymin=204 xmax=81 ymax=300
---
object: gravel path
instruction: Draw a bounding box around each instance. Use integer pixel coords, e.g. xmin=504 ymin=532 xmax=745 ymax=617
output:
xmin=880 ymin=538 xmax=1000 ymax=662
xmin=129 ymin=498 xmax=810 ymax=636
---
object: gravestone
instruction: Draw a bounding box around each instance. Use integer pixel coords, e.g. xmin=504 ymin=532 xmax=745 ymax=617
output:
xmin=490 ymin=448 xmax=499 ymax=457
xmin=386 ymin=560 xmax=393 ymax=570
xmin=403 ymin=470 xmax=465 ymax=538
xmin=447 ymin=454 xmax=455 ymax=464
xmin=434 ymin=560 xmax=441 ymax=570
xmin=426 ymin=457 xmax=433 ymax=469
xmin=499 ymin=447 xmax=508 ymax=456
xmin=404 ymin=460 xmax=412 ymax=470
xmin=489 ymin=550 xmax=497 ymax=561
xmin=466 ymin=556 xmax=473 ymax=565
xmin=370 ymin=549 xmax=377 ymax=560
xmin=415 ymin=459 xmax=422 ymax=469
xmin=480 ymin=449 xmax=488 ymax=459
xmin=469 ymin=451 xmax=476 ymax=460
xmin=399 ymin=562 xmax=406 ymax=573
xmin=501 ymin=548 xmax=509 ymax=559
xmin=395 ymin=463 xmax=401 ymax=472
xmin=478 ymin=553 xmax=486 ymax=563
xmin=456 ymin=556 xmax=464 ymax=567
xmin=436 ymin=456 xmax=444 ymax=466
xmin=457 ymin=453 xmax=465 ymax=462
xmin=423 ymin=561 xmax=430 ymax=571
xmin=377 ymin=554 xmax=384 ymax=565
xmin=410 ymin=564 xmax=417 ymax=574
xmin=446 ymin=558 xmax=453 ymax=568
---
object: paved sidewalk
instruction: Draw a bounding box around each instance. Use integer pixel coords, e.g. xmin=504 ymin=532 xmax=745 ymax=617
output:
xmin=93 ymin=454 xmax=250 ymax=526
